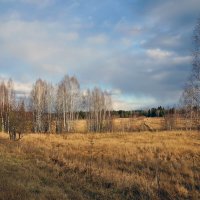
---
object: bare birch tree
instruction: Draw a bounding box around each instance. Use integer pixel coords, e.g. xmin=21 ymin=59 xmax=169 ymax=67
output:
xmin=30 ymin=79 xmax=48 ymax=132
xmin=84 ymin=87 xmax=112 ymax=132
xmin=6 ymin=79 xmax=15 ymax=133
xmin=45 ymin=83 xmax=54 ymax=133
xmin=69 ymin=76 xmax=80 ymax=131
xmin=181 ymin=18 xmax=200 ymax=130
xmin=57 ymin=75 xmax=70 ymax=132
xmin=0 ymin=81 xmax=7 ymax=132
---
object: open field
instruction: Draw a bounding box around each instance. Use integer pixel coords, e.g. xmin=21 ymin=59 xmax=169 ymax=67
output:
xmin=0 ymin=131 xmax=199 ymax=200
xmin=56 ymin=117 xmax=193 ymax=133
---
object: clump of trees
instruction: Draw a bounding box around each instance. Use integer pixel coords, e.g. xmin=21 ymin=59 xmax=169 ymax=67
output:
xmin=55 ymin=75 xmax=80 ymax=133
xmin=0 ymin=75 xmax=113 ymax=135
xmin=0 ymin=79 xmax=29 ymax=139
xmin=146 ymin=107 xmax=165 ymax=117
xmin=83 ymin=88 xmax=112 ymax=132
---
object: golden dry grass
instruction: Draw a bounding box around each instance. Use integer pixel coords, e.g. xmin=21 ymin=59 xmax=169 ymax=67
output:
xmin=69 ymin=117 xmax=190 ymax=133
xmin=0 ymin=131 xmax=199 ymax=200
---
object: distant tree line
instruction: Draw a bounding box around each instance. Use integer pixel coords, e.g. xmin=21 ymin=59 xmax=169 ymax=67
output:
xmin=111 ymin=107 xmax=168 ymax=118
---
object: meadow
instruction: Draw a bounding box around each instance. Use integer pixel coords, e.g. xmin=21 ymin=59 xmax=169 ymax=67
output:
xmin=0 ymin=130 xmax=199 ymax=200
xmin=67 ymin=117 xmax=189 ymax=133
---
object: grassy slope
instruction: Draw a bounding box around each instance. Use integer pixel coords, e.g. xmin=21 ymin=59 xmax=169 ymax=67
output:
xmin=0 ymin=131 xmax=199 ymax=200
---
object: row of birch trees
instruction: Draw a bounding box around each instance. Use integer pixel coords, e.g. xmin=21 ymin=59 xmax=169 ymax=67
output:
xmin=0 ymin=75 xmax=113 ymax=134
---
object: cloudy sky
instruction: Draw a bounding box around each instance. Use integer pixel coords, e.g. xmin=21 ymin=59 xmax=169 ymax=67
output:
xmin=0 ymin=0 xmax=200 ymax=110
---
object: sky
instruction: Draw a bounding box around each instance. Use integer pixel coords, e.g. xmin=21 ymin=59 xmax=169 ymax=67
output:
xmin=0 ymin=0 xmax=200 ymax=110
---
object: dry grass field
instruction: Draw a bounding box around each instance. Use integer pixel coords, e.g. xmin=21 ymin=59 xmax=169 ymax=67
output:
xmin=70 ymin=117 xmax=190 ymax=133
xmin=0 ymin=131 xmax=199 ymax=200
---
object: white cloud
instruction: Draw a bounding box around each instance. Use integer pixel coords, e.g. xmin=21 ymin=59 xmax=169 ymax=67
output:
xmin=113 ymin=95 xmax=157 ymax=110
xmin=161 ymin=35 xmax=181 ymax=46
xmin=0 ymin=76 xmax=31 ymax=95
xmin=0 ymin=18 xmax=111 ymax=78
xmin=121 ymin=38 xmax=132 ymax=47
xmin=152 ymin=72 xmax=169 ymax=81
xmin=115 ymin=18 xmax=143 ymax=36
xmin=146 ymin=48 xmax=173 ymax=59
xmin=111 ymin=88 xmax=122 ymax=95
xmin=86 ymin=34 xmax=108 ymax=45
xmin=14 ymin=81 xmax=32 ymax=94
xmin=57 ymin=32 xmax=80 ymax=41
xmin=172 ymin=56 xmax=191 ymax=64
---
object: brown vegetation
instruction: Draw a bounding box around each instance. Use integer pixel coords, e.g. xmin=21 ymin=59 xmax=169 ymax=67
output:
xmin=0 ymin=130 xmax=199 ymax=200
xmin=72 ymin=117 xmax=197 ymax=133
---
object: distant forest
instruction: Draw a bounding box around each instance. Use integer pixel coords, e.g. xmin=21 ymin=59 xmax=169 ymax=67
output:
xmin=111 ymin=107 xmax=170 ymax=118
